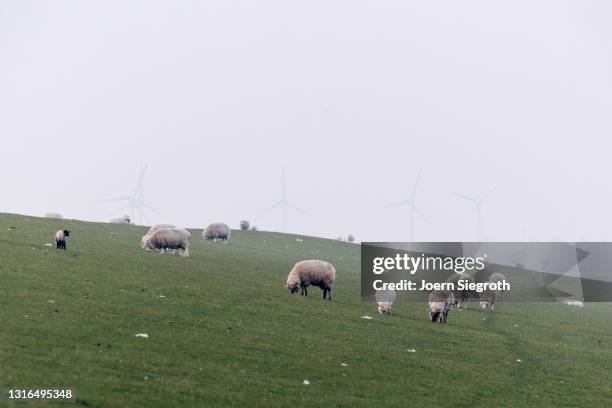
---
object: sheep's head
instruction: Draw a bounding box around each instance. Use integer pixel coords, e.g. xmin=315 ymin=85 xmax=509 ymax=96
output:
xmin=63 ymin=229 xmax=70 ymax=236
xmin=287 ymin=280 xmax=300 ymax=294
xmin=141 ymin=237 xmax=153 ymax=251
xmin=377 ymin=303 xmax=391 ymax=314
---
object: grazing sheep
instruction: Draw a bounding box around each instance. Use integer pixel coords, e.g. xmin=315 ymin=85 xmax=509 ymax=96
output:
xmin=347 ymin=234 xmax=355 ymax=243
xmin=45 ymin=212 xmax=63 ymax=219
xmin=203 ymin=223 xmax=231 ymax=241
xmin=110 ymin=215 xmax=131 ymax=224
xmin=55 ymin=229 xmax=70 ymax=250
xmin=286 ymin=260 xmax=336 ymax=300
xmin=446 ymin=273 xmax=475 ymax=309
xmin=480 ymin=272 xmax=507 ymax=310
xmin=428 ymin=290 xmax=454 ymax=323
xmin=376 ymin=289 xmax=397 ymax=314
xmin=239 ymin=220 xmax=250 ymax=230
xmin=141 ymin=228 xmax=190 ymax=257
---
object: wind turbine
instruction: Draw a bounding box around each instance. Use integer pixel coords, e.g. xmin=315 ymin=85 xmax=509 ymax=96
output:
xmin=97 ymin=165 xmax=164 ymax=225
xmin=453 ymin=184 xmax=500 ymax=240
xmin=382 ymin=169 xmax=428 ymax=241
xmin=255 ymin=168 xmax=309 ymax=232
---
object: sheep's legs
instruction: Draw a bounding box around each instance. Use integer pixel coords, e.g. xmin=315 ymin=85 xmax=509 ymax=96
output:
xmin=301 ymin=286 xmax=308 ymax=296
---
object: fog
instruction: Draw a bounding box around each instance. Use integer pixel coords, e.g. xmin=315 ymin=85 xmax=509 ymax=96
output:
xmin=1 ymin=1 xmax=611 ymax=241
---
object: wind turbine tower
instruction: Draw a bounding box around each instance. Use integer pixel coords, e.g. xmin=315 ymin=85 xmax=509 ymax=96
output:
xmin=382 ymin=169 xmax=428 ymax=241
xmin=256 ymin=168 xmax=309 ymax=232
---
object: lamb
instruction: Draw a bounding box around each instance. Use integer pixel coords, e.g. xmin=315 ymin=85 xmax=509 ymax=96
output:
xmin=239 ymin=220 xmax=250 ymax=230
xmin=286 ymin=260 xmax=336 ymax=300
xmin=375 ymin=289 xmax=397 ymax=314
xmin=446 ymin=273 xmax=475 ymax=309
xmin=479 ymin=272 xmax=507 ymax=310
xmin=55 ymin=229 xmax=70 ymax=250
xmin=141 ymin=228 xmax=190 ymax=257
xmin=428 ymin=290 xmax=454 ymax=323
xmin=110 ymin=215 xmax=131 ymax=224
xmin=45 ymin=212 xmax=63 ymax=219
xmin=203 ymin=223 xmax=231 ymax=241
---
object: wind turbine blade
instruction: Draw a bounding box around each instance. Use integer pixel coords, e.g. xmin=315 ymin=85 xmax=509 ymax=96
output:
xmin=133 ymin=165 xmax=147 ymax=196
xmin=255 ymin=201 xmax=283 ymax=219
xmin=139 ymin=201 xmax=165 ymax=217
xmin=411 ymin=168 xmax=422 ymax=201
xmin=140 ymin=209 xmax=152 ymax=225
xmin=452 ymin=192 xmax=477 ymax=203
xmin=97 ymin=196 xmax=131 ymax=203
xmin=285 ymin=202 xmax=310 ymax=215
xmin=412 ymin=206 xmax=429 ymax=223
xmin=480 ymin=183 xmax=501 ymax=203
xmin=381 ymin=200 xmax=412 ymax=209
xmin=281 ymin=167 xmax=287 ymax=202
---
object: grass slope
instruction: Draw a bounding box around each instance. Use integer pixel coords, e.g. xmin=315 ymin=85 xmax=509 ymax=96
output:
xmin=1 ymin=213 xmax=611 ymax=407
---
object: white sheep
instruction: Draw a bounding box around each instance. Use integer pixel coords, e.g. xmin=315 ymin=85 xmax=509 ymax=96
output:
xmin=55 ymin=229 xmax=70 ymax=250
xmin=428 ymin=290 xmax=454 ymax=323
xmin=45 ymin=212 xmax=63 ymax=219
xmin=110 ymin=215 xmax=131 ymax=224
xmin=203 ymin=223 xmax=231 ymax=241
xmin=375 ymin=289 xmax=397 ymax=314
xmin=479 ymin=272 xmax=507 ymax=310
xmin=446 ymin=273 xmax=475 ymax=309
xmin=286 ymin=260 xmax=336 ymax=300
xmin=141 ymin=228 xmax=190 ymax=257
xmin=239 ymin=220 xmax=250 ymax=230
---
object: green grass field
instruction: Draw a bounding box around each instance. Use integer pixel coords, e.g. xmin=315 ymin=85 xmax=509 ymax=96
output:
xmin=1 ymin=213 xmax=611 ymax=407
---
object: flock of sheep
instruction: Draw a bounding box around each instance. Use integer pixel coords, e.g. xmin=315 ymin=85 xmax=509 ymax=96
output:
xmin=52 ymin=218 xmax=505 ymax=323
xmin=426 ymin=271 xmax=507 ymax=323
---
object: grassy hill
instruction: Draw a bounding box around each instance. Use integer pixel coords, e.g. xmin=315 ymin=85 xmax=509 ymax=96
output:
xmin=1 ymin=213 xmax=611 ymax=407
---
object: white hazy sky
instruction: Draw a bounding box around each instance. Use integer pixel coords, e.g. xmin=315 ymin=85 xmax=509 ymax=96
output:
xmin=1 ymin=1 xmax=611 ymax=241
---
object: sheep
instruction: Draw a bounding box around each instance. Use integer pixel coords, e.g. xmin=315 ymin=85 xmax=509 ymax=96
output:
xmin=479 ymin=272 xmax=507 ymax=310
xmin=428 ymin=290 xmax=454 ymax=323
xmin=203 ymin=223 xmax=231 ymax=241
xmin=446 ymin=273 xmax=475 ymax=309
xmin=110 ymin=215 xmax=131 ymax=224
xmin=251 ymin=225 xmax=258 ymax=231
xmin=347 ymin=234 xmax=355 ymax=243
xmin=240 ymin=220 xmax=250 ymax=230
xmin=45 ymin=212 xmax=63 ymax=219
xmin=375 ymin=289 xmax=397 ymax=314
xmin=286 ymin=260 xmax=336 ymax=300
xmin=141 ymin=228 xmax=190 ymax=257
xmin=55 ymin=229 xmax=70 ymax=250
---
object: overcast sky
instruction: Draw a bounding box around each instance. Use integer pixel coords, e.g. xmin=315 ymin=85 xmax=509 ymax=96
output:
xmin=1 ymin=1 xmax=611 ymax=241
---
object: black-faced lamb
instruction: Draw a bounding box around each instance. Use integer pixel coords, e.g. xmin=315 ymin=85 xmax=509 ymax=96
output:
xmin=286 ymin=260 xmax=336 ymax=300
xmin=55 ymin=229 xmax=70 ymax=250
xmin=479 ymin=272 xmax=507 ymax=310
xmin=203 ymin=223 xmax=231 ymax=241
xmin=446 ymin=273 xmax=475 ymax=309
xmin=428 ymin=290 xmax=454 ymax=323
xmin=141 ymin=228 xmax=190 ymax=257
xmin=239 ymin=220 xmax=250 ymax=230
